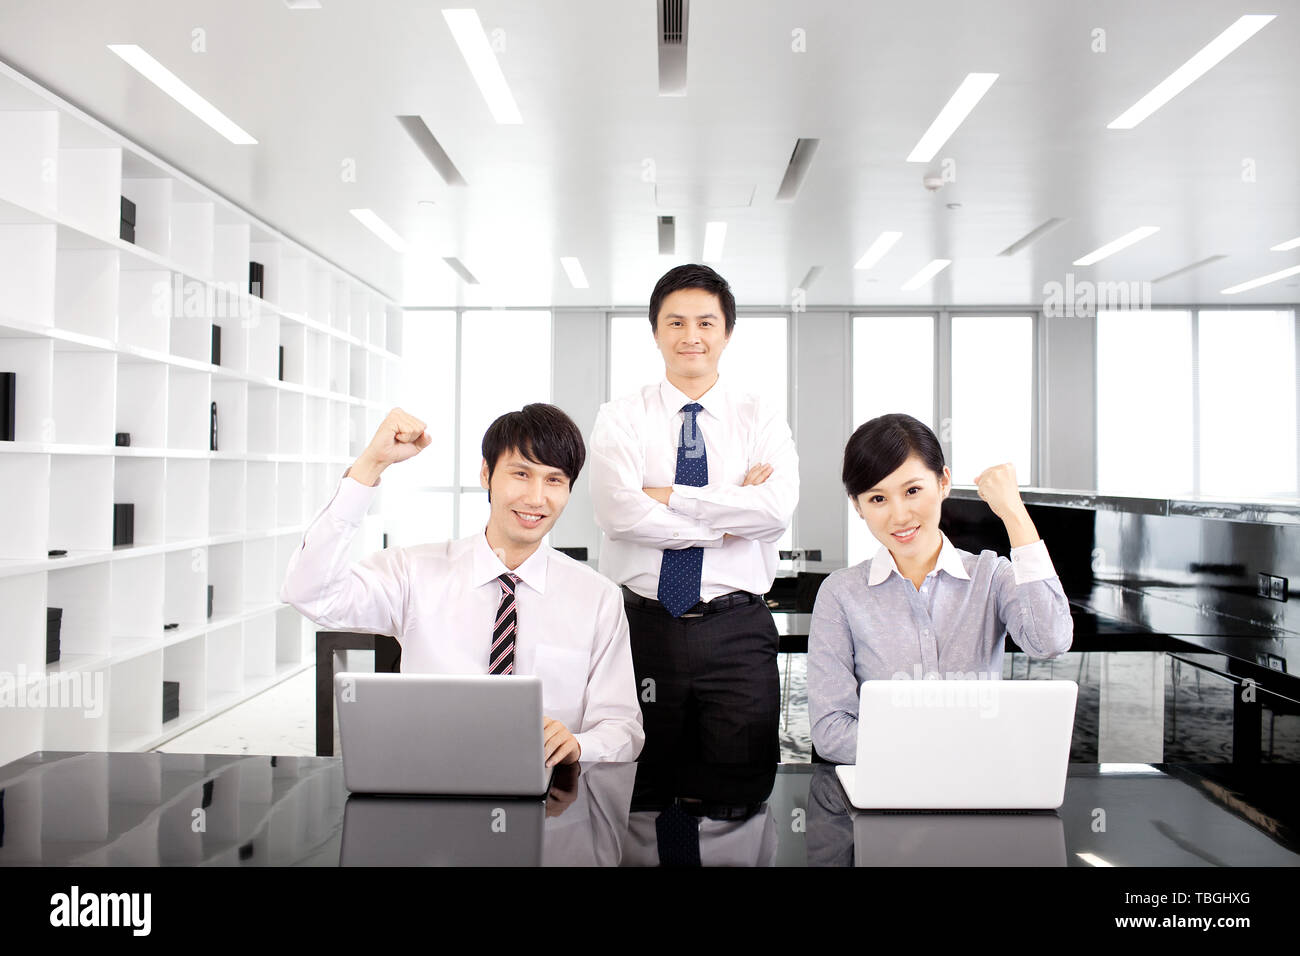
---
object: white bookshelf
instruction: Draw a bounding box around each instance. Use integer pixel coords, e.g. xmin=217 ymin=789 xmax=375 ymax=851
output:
xmin=0 ymin=60 xmax=402 ymax=766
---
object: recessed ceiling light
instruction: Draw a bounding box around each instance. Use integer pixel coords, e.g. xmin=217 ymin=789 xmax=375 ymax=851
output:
xmin=854 ymin=231 xmax=903 ymax=270
xmin=907 ymin=73 xmax=998 ymax=163
xmin=1108 ymin=15 xmax=1276 ymax=129
xmin=900 ymin=258 xmax=951 ymax=291
xmin=703 ymin=221 xmax=727 ymax=262
xmin=1151 ymin=254 xmax=1227 ymax=284
xmin=108 ymin=44 xmax=256 ymax=144
xmin=1270 ymin=235 xmax=1300 ymax=252
xmin=560 ymin=257 xmax=589 ymax=289
xmin=442 ymin=257 xmax=480 ymax=284
xmin=775 ymin=138 xmax=820 ymax=201
xmin=349 ymin=209 xmax=408 ymax=253
xmin=442 ymin=9 xmax=522 ymax=124
xmin=1073 ymin=226 xmax=1160 ymax=266
xmin=397 ymin=116 xmax=468 ymax=185
xmin=1221 ymin=263 xmax=1300 ymax=295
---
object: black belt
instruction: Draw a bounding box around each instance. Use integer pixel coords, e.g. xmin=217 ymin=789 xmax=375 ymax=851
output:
xmin=621 ymin=586 xmax=761 ymax=617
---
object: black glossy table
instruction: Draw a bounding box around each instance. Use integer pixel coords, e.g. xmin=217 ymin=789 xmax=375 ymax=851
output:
xmin=1 ymin=752 xmax=1296 ymax=866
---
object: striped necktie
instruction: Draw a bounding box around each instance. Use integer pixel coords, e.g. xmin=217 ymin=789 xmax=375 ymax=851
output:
xmin=490 ymin=573 xmax=520 ymax=675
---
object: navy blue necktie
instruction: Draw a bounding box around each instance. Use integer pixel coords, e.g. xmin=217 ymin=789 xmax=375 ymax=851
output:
xmin=658 ymin=402 xmax=707 ymax=617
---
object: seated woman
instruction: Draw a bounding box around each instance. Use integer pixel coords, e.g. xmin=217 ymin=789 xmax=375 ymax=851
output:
xmin=808 ymin=413 xmax=1073 ymax=764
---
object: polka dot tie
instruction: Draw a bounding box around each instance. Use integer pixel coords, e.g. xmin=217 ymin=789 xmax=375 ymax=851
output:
xmin=658 ymin=402 xmax=707 ymax=617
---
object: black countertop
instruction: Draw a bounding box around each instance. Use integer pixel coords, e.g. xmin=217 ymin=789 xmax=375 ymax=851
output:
xmin=1 ymin=751 xmax=1297 ymax=866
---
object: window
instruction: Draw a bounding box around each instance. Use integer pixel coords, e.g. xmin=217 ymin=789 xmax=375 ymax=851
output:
xmin=1198 ymin=310 xmax=1296 ymax=498
xmin=950 ymin=315 xmax=1034 ymax=485
xmin=848 ymin=315 xmax=936 ymax=566
xmin=1096 ymin=310 xmax=1195 ymax=497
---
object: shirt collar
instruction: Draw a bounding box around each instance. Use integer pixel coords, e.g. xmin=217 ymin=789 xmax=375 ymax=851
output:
xmin=471 ymin=532 xmax=549 ymax=595
xmin=866 ymin=532 xmax=970 ymax=586
xmin=660 ymin=376 xmax=728 ymax=422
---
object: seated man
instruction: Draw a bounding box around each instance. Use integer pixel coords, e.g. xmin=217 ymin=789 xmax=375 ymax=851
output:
xmin=281 ymin=404 xmax=644 ymax=765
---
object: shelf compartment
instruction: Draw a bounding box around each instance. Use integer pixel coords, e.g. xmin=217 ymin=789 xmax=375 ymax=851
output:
xmin=242 ymin=537 xmax=276 ymax=608
xmin=0 ymin=110 xmax=59 ymax=213
xmin=210 ymin=378 xmax=248 ymax=454
xmin=0 ymin=571 xmax=47 ymax=671
xmin=207 ymin=542 xmax=244 ymax=619
xmin=169 ymin=201 xmax=214 ymax=279
xmin=348 ymin=344 xmax=367 ymax=398
xmin=52 ymin=349 xmax=115 ymax=445
xmin=0 ymin=223 xmax=57 ymax=327
xmin=243 ymin=613 xmax=276 ymax=683
xmin=329 ymin=400 xmax=350 ymax=458
xmin=0 ymin=336 xmax=53 ymax=441
xmin=117 ymin=268 xmax=171 ymax=353
xmin=276 ymin=461 xmax=304 ymax=527
xmin=209 ymin=459 xmax=246 ymax=535
xmin=247 ymin=385 xmax=277 ymax=454
xmin=164 ymin=458 xmax=209 ymax=540
xmin=163 ymin=546 xmax=208 ymax=629
xmin=108 ymin=650 xmax=163 ymax=749
xmin=163 ymin=634 xmax=206 ymax=723
xmin=278 ymin=323 xmax=305 ymax=386
xmin=205 ymin=623 xmax=243 ymax=697
xmin=43 ymin=661 xmax=111 ymax=754
xmin=120 ymin=177 xmax=172 ymax=260
xmin=112 ymin=455 xmax=163 ymax=547
xmin=309 ymin=267 xmax=334 ymax=328
xmin=304 ymin=396 xmax=329 ymax=456
xmin=57 ymin=146 xmax=121 ymax=237
xmin=277 ymin=390 xmax=303 ymax=456
xmin=248 ymin=239 xmax=282 ymax=310
xmin=47 ymin=561 xmax=112 ymax=661
xmin=110 ymin=552 xmax=165 ymax=646
xmin=349 ymin=290 xmax=369 ymax=343
xmin=50 ymin=453 xmax=113 ymax=551
xmin=304 ymin=329 xmax=329 ymax=390
xmin=54 ymin=247 xmax=118 ymax=339
xmin=328 ymin=336 xmax=349 ymax=395
xmin=114 ymin=357 xmax=167 ymax=448
xmin=245 ymin=461 xmax=276 ymax=531
xmin=166 ymin=367 xmax=211 ymax=451
xmin=213 ymin=222 xmax=250 ymax=290
xmin=0 ymin=454 xmax=50 ymax=559
xmin=348 ymin=405 xmax=369 ymax=459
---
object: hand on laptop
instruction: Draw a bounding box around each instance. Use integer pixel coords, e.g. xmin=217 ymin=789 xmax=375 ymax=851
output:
xmin=543 ymin=716 xmax=581 ymax=767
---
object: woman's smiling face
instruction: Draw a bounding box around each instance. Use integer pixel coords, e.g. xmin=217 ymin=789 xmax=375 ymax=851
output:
xmin=852 ymin=452 xmax=951 ymax=561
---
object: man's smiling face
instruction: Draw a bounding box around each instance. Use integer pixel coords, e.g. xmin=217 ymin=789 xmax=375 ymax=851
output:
xmin=653 ymin=287 xmax=731 ymax=384
xmin=480 ymin=449 xmax=571 ymax=558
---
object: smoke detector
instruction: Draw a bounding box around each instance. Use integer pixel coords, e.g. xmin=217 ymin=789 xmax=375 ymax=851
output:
xmin=923 ymin=174 xmax=944 ymax=192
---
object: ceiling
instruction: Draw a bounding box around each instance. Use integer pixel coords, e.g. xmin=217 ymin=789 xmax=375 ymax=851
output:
xmin=1 ymin=0 xmax=1298 ymax=309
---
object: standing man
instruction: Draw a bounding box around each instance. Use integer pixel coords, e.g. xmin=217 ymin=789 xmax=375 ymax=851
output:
xmin=588 ymin=264 xmax=799 ymax=763
xmin=281 ymin=403 xmax=644 ymax=765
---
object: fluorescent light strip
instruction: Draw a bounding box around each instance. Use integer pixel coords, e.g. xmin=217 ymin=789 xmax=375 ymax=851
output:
xmin=900 ymin=258 xmax=951 ymax=291
xmin=1221 ymin=263 xmax=1300 ymax=295
xmin=907 ymin=73 xmax=998 ymax=163
xmin=443 ymin=257 xmax=480 ymax=284
xmin=1151 ymin=254 xmax=1227 ymax=285
xmin=855 ymin=231 xmax=903 ymax=270
xmin=1076 ymin=853 xmax=1113 ymax=867
xmin=1073 ymin=226 xmax=1160 ymax=266
xmin=998 ymin=217 xmax=1068 ymax=257
xmin=107 ymin=44 xmax=256 ymax=145
xmin=442 ymin=9 xmax=522 ymax=124
xmin=1108 ymin=15 xmax=1276 ymax=129
xmin=703 ymin=221 xmax=727 ymax=262
xmin=798 ymin=265 xmax=823 ymax=291
xmin=560 ymin=257 xmax=589 ymax=289
xmin=349 ymin=209 xmax=408 ymax=253
xmin=1270 ymin=236 xmax=1300 ymax=252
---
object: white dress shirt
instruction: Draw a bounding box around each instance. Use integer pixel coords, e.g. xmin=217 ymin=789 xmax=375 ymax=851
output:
xmin=280 ymin=475 xmax=645 ymax=762
xmin=588 ymin=377 xmax=800 ymax=601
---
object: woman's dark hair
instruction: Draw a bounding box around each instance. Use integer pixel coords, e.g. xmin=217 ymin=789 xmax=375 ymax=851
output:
xmin=482 ymin=403 xmax=586 ymax=487
xmin=648 ymin=263 xmax=736 ymax=335
xmin=842 ymin=413 xmax=946 ymax=499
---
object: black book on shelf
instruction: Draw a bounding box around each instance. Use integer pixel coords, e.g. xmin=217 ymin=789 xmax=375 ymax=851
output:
xmin=115 ymin=432 xmax=131 ymax=447
xmin=0 ymin=372 xmax=14 ymax=442
xmin=211 ymin=324 xmax=222 ymax=366
xmin=119 ymin=221 xmax=135 ymax=244
xmin=163 ymin=680 xmax=180 ymax=723
xmin=278 ymin=345 xmax=285 ymax=382
xmin=113 ymin=503 xmax=134 ymax=547
xmin=210 ymin=402 xmax=218 ymax=452
xmin=46 ymin=607 xmax=62 ymax=665
xmin=120 ymin=196 xmax=136 ymax=244
xmin=207 ymin=585 xmax=214 ymax=620
xmin=249 ymin=261 xmax=264 ymax=298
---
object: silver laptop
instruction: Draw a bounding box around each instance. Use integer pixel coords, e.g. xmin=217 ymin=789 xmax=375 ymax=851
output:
xmin=835 ymin=679 xmax=1078 ymax=810
xmin=335 ymin=672 xmax=554 ymax=796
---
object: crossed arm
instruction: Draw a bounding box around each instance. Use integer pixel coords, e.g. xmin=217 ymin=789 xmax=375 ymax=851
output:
xmin=588 ymin=401 xmax=799 ymax=547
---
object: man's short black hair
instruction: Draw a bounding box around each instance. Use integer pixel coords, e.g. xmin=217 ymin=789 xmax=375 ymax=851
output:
xmin=482 ymin=403 xmax=586 ymax=487
xmin=648 ymin=263 xmax=736 ymax=335
xmin=842 ymin=413 xmax=946 ymax=499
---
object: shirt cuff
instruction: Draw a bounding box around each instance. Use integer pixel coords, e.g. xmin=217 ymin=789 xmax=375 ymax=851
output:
xmin=667 ymin=486 xmax=702 ymax=519
xmin=330 ymin=474 xmax=380 ymax=526
xmin=1009 ymin=539 xmax=1056 ymax=584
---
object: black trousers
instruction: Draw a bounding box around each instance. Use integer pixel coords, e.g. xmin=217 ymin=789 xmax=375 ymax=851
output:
xmin=624 ymin=596 xmax=780 ymax=764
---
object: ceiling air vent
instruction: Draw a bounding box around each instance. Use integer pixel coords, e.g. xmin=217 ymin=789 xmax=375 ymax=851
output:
xmin=658 ymin=216 xmax=676 ymax=255
xmin=658 ymin=0 xmax=689 ymax=95
xmin=775 ymin=138 xmax=820 ymax=201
